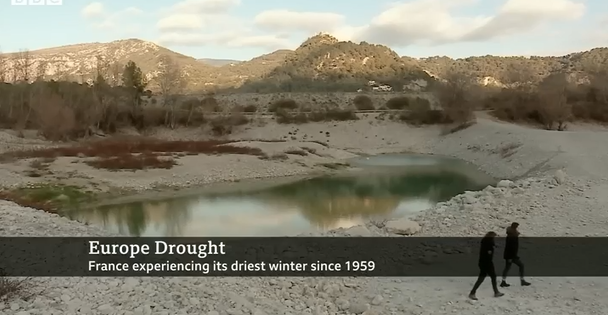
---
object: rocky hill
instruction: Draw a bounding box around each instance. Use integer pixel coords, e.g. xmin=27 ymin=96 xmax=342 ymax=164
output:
xmin=0 ymin=39 xmax=281 ymax=92
xmin=221 ymin=50 xmax=293 ymax=82
xmin=1 ymin=36 xmax=606 ymax=93
xmin=234 ymin=34 xmax=431 ymax=93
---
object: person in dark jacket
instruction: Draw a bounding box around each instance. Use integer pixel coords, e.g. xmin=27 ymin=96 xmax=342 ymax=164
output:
xmin=469 ymin=231 xmax=504 ymax=300
xmin=500 ymin=222 xmax=531 ymax=287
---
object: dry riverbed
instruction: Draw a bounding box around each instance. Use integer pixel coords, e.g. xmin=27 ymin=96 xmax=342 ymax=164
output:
xmin=1 ymin=116 xmax=608 ymax=315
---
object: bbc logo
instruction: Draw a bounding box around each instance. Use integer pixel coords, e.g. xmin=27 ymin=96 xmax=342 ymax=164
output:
xmin=11 ymin=0 xmax=63 ymax=5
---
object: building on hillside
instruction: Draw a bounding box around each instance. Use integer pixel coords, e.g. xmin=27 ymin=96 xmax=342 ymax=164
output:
xmin=367 ymin=80 xmax=392 ymax=92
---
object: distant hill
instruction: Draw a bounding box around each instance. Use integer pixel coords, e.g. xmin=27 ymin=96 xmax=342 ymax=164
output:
xmin=0 ymin=39 xmax=282 ymax=92
xmin=414 ymin=47 xmax=608 ymax=85
xmin=1 ymin=36 xmax=606 ymax=93
xmin=0 ymin=39 xmax=227 ymax=92
xmin=197 ymin=58 xmax=241 ymax=67
xmin=234 ymin=34 xmax=431 ymax=92
xmin=223 ymin=50 xmax=293 ymax=81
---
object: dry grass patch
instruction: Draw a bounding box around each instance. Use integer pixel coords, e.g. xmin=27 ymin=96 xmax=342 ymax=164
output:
xmin=0 ymin=273 xmax=35 ymax=302
xmin=275 ymin=108 xmax=358 ymax=124
xmin=439 ymin=120 xmax=477 ymax=135
xmin=0 ymin=184 xmax=94 ymax=213
xmin=259 ymin=153 xmax=289 ymax=161
xmin=0 ymin=138 xmax=264 ymax=171
xmin=492 ymin=142 xmax=522 ymax=158
xmin=284 ymin=149 xmax=308 ymax=156
xmin=85 ymin=154 xmax=177 ymax=171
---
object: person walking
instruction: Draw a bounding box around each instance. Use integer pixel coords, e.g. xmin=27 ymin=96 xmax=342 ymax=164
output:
xmin=469 ymin=231 xmax=504 ymax=300
xmin=500 ymin=222 xmax=531 ymax=287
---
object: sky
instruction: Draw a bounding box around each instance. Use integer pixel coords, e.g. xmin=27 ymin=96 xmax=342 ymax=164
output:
xmin=0 ymin=0 xmax=606 ymax=61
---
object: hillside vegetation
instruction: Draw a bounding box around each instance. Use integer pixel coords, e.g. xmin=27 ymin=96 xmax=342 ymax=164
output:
xmin=416 ymin=47 xmax=608 ymax=85
xmin=2 ymin=36 xmax=607 ymax=94
xmin=0 ymin=39 xmax=285 ymax=93
xmin=234 ymin=34 xmax=431 ymax=93
xmin=0 ymin=35 xmax=606 ymax=142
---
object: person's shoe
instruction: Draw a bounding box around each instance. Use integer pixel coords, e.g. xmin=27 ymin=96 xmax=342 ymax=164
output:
xmin=521 ymin=280 xmax=531 ymax=286
xmin=494 ymin=292 xmax=505 ymax=297
xmin=500 ymin=281 xmax=510 ymax=287
xmin=468 ymin=294 xmax=478 ymax=300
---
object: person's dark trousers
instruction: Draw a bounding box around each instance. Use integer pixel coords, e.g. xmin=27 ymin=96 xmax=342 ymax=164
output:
xmin=470 ymin=262 xmax=500 ymax=295
xmin=502 ymin=257 xmax=524 ymax=279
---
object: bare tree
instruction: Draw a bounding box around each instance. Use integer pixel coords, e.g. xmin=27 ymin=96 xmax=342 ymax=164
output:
xmin=537 ymin=72 xmax=571 ymax=131
xmin=14 ymin=50 xmax=34 ymax=82
xmin=94 ymin=55 xmax=111 ymax=81
xmin=34 ymin=60 xmax=47 ymax=81
xmin=108 ymin=62 xmax=123 ymax=86
xmin=0 ymin=50 xmax=7 ymax=83
xmin=157 ymin=54 xmax=186 ymax=128
xmin=90 ymin=55 xmax=121 ymax=133
xmin=435 ymin=68 xmax=476 ymax=124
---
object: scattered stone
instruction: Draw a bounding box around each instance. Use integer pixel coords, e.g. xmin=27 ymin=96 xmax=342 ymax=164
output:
xmin=343 ymin=225 xmax=373 ymax=236
xmin=497 ymin=180 xmax=514 ymax=188
xmin=384 ymin=219 xmax=421 ymax=235
xmin=555 ymin=169 xmax=566 ymax=185
xmin=349 ymin=301 xmax=369 ymax=314
xmin=371 ymin=295 xmax=384 ymax=305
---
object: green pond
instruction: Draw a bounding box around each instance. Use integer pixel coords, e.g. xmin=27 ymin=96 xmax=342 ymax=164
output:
xmin=65 ymin=154 xmax=495 ymax=237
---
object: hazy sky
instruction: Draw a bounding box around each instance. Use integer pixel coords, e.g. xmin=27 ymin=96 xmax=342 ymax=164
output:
xmin=1 ymin=0 xmax=606 ymax=60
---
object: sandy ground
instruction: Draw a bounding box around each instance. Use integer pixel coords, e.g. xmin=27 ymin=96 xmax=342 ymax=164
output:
xmin=1 ymin=115 xmax=608 ymax=315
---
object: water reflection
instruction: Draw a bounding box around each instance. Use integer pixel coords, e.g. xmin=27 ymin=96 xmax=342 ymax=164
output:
xmin=66 ymin=156 xmax=495 ymax=236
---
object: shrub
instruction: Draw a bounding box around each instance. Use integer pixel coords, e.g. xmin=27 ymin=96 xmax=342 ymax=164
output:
xmin=200 ymin=96 xmax=220 ymax=112
xmin=0 ymin=273 xmax=34 ymax=301
xmin=487 ymin=88 xmax=539 ymax=122
xmin=275 ymin=109 xmax=357 ymax=124
xmin=324 ymin=109 xmax=358 ymax=121
xmin=483 ymin=71 xmax=608 ymax=130
xmin=243 ymin=104 xmax=257 ymax=112
xmin=410 ymin=97 xmax=431 ymax=109
xmin=353 ymin=95 xmax=375 ymax=110
xmin=142 ymin=108 xmax=167 ymax=127
xmin=209 ymin=113 xmax=249 ymax=135
xmin=401 ymin=110 xmax=448 ymax=125
xmin=386 ymin=96 xmax=410 ymax=110
xmin=434 ymin=73 xmax=475 ymax=124
xmin=275 ymin=109 xmax=308 ymax=124
xmin=269 ymin=99 xmax=298 ymax=112
xmin=180 ymin=98 xmax=201 ymax=111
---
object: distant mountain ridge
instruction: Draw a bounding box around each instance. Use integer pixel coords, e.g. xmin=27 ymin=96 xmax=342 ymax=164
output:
xmin=197 ymin=58 xmax=241 ymax=67
xmin=1 ymin=37 xmax=606 ymax=93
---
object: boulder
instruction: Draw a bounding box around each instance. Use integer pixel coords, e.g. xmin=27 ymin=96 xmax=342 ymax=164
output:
xmin=384 ymin=219 xmax=421 ymax=235
xmin=343 ymin=225 xmax=373 ymax=237
xmin=554 ymin=169 xmax=566 ymax=185
xmin=497 ymin=180 xmax=514 ymax=188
